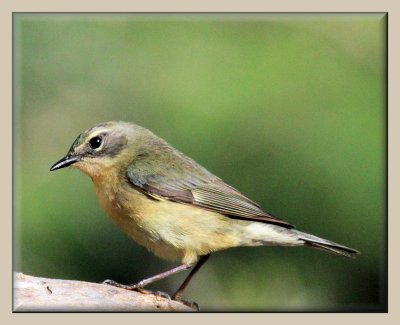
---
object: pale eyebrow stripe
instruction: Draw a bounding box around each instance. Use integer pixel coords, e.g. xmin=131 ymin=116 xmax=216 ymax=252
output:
xmin=87 ymin=129 xmax=112 ymax=139
xmin=74 ymin=128 xmax=112 ymax=151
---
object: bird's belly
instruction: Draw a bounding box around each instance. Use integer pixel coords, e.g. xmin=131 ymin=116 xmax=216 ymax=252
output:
xmin=94 ymin=182 xmax=241 ymax=264
xmin=109 ymin=211 xmax=187 ymax=262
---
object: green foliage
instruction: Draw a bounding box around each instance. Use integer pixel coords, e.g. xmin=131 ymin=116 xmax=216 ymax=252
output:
xmin=13 ymin=13 xmax=386 ymax=311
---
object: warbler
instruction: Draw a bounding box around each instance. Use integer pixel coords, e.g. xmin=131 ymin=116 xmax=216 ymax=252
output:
xmin=50 ymin=121 xmax=358 ymax=302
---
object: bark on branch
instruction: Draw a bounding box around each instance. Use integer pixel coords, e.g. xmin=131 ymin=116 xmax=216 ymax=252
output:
xmin=13 ymin=272 xmax=196 ymax=312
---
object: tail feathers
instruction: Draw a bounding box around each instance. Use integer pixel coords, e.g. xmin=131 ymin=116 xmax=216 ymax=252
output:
xmin=307 ymin=242 xmax=358 ymax=258
xmin=292 ymin=230 xmax=359 ymax=258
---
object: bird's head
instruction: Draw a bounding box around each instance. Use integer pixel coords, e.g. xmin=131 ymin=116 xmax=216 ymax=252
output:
xmin=50 ymin=121 xmax=143 ymax=178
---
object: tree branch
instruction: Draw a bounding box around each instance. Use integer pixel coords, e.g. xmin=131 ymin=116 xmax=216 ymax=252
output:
xmin=13 ymin=272 xmax=196 ymax=312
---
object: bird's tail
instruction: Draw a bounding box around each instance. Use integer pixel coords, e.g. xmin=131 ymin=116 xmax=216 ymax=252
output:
xmin=292 ymin=229 xmax=359 ymax=258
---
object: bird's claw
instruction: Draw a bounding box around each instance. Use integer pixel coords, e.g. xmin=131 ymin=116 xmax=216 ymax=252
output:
xmin=134 ymin=287 xmax=172 ymax=300
xmin=153 ymin=291 xmax=172 ymax=300
xmin=172 ymin=294 xmax=199 ymax=310
xmin=177 ymin=299 xmax=200 ymax=311
xmin=101 ymin=279 xmax=115 ymax=285
xmin=101 ymin=279 xmax=171 ymax=299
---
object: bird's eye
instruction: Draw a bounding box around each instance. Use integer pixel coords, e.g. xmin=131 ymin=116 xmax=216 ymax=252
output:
xmin=89 ymin=136 xmax=102 ymax=149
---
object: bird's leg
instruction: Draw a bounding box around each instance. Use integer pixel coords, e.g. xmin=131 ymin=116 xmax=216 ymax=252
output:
xmin=102 ymin=262 xmax=195 ymax=295
xmin=172 ymin=254 xmax=210 ymax=304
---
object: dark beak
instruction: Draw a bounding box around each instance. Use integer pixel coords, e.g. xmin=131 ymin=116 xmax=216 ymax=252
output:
xmin=50 ymin=155 xmax=80 ymax=171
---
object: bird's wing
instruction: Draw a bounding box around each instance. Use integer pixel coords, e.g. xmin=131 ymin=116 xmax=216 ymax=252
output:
xmin=126 ymin=146 xmax=294 ymax=228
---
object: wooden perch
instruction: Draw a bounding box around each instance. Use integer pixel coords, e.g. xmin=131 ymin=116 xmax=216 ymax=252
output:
xmin=13 ymin=272 xmax=196 ymax=312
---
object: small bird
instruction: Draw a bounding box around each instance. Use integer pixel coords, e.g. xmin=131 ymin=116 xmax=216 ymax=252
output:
xmin=50 ymin=121 xmax=358 ymax=304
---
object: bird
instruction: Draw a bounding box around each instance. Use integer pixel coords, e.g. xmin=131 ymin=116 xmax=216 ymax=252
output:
xmin=50 ymin=121 xmax=358 ymax=304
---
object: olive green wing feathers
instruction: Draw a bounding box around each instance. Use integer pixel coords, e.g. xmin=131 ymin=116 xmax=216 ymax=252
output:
xmin=126 ymin=145 xmax=293 ymax=228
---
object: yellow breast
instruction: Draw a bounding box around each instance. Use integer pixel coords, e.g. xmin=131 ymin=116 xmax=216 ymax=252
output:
xmin=90 ymin=170 xmax=241 ymax=265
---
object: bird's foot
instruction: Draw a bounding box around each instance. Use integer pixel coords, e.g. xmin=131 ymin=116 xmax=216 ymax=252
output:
xmin=102 ymin=279 xmax=171 ymax=299
xmin=102 ymin=279 xmax=198 ymax=310
xmin=172 ymin=293 xmax=200 ymax=311
xmin=176 ymin=299 xmax=200 ymax=311
xmin=142 ymin=289 xmax=172 ymax=300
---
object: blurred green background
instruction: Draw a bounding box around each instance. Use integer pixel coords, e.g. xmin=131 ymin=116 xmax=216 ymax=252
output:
xmin=13 ymin=13 xmax=386 ymax=312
